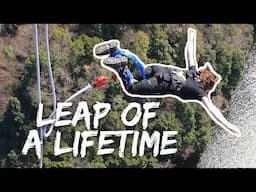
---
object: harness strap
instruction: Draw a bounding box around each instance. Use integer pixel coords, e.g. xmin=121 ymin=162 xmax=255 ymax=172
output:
xmin=157 ymin=71 xmax=186 ymax=92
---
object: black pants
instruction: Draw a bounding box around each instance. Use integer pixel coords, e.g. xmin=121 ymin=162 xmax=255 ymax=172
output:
xmin=129 ymin=65 xmax=173 ymax=95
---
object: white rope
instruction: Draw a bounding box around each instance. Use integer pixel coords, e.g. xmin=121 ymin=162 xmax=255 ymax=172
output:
xmin=64 ymin=84 xmax=92 ymax=103
xmin=45 ymin=24 xmax=57 ymax=118
xmin=33 ymin=24 xmax=43 ymax=168
xmin=43 ymin=24 xmax=57 ymax=138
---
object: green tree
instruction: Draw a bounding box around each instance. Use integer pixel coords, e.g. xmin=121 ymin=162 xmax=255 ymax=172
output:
xmin=121 ymin=30 xmax=150 ymax=63
xmin=119 ymin=155 xmax=158 ymax=168
xmin=111 ymin=95 xmax=128 ymax=111
xmin=49 ymin=26 xmax=72 ymax=68
xmin=73 ymin=34 xmax=102 ymax=64
xmin=0 ymin=97 xmax=38 ymax=168
xmin=200 ymin=48 xmax=216 ymax=68
xmin=2 ymin=46 xmax=16 ymax=61
xmin=78 ymin=24 xmax=138 ymax=40
xmin=3 ymin=150 xmax=19 ymax=168
xmin=194 ymin=106 xmax=211 ymax=154
xmin=213 ymin=24 xmax=224 ymax=42
xmin=214 ymin=41 xmax=233 ymax=95
xmin=132 ymin=31 xmax=150 ymax=62
xmin=100 ymin=111 xmax=125 ymax=131
xmin=225 ymin=25 xmax=236 ymax=42
xmin=43 ymin=143 xmax=74 ymax=168
xmin=79 ymin=24 xmax=104 ymax=37
xmin=70 ymin=35 xmax=102 ymax=82
xmin=226 ymin=48 xmax=245 ymax=96
xmin=148 ymin=25 xmax=174 ymax=65
xmin=101 ymin=24 xmax=131 ymax=40
xmin=0 ymin=97 xmax=28 ymax=150
xmin=149 ymin=111 xmax=181 ymax=166
xmin=86 ymin=161 xmax=106 ymax=168
xmin=104 ymin=79 xmax=123 ymax=101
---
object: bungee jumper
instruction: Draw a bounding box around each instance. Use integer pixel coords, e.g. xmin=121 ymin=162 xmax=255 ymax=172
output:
xmin=94 ymin=28 xmax=241 ymax=137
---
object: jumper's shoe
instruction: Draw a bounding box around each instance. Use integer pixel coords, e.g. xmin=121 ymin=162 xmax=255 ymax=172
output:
xmin=95 ymin=41 xmax=118 ymax=56
xmin=103 ymin=56 xmax=128 ymax=67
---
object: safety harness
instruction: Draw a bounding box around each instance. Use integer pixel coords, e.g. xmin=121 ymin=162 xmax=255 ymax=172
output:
xmin=156 ymin=68 xmax=187 ymax=93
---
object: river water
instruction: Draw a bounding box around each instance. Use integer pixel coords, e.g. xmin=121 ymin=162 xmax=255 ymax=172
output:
xmin=198 ymin=47 xmax=256 ymax=168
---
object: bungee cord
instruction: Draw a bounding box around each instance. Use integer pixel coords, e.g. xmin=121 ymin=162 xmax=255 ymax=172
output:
xmin=33 ymin=24 xmax=107 ymax=168
xmin=34 ymin=24 xmax=57 ymax=168
xmin=33 ymin=24 xmax=43 ymax=168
